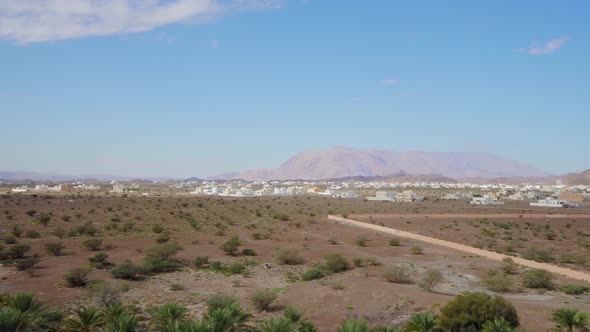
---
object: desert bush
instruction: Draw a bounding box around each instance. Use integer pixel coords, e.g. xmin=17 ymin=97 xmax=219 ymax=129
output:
xmin=193 ymin=256 xmax=209 ymax=268
xmin=356 ymin=235 xmax=369 ymax=247
xmin=220 ymin=235 xmax=241 ymax=256
xmin=250 ymin=289 xmax=277 ymax=311
xmin=276 ymin=248 xmax=306 ymax=265
xmin=142 ymin=243 xmax=183 ymax=274
xmin=25 ymin=230 xmax=41 ymax=238
xmin=111 ymin=262 xmax=143 ymax=280
xmin=155 ymin=233 xmax=171 ymax=243
xmin=15 ymin=257 xmax=40 ymax=271
xmin=419 ymin=269 xmax=443 ymax=292
xmin=439 ymin=292 xmax=519 ymax=332
xmin=89 ymin=253 xmax=111 ymax=269
xmin=482 ymin=273 xmax=513 ymax=293
xmin=38 ymin=213 xmax=51 ymax=226
xmin=64 ymin=268 xmax=90 ymax=287
xmin=500 ymin=257 xmax=518 ymax=274
xmin=389 ymin=238 xmax=402 ymax=246
xmin=8 ymin=243 xmax=31 ymax=259
xmin=520 ymin=247 xmax=555 ymax=263
xmin=242 ymin=248 xmax=257 ymax=256
xmin=83 ymin=238 xmax=103 ymax=251
xmin=324 ymin=254 xmax=349 ymax=273
xmin=151 ymin=224 xmax=164 ymax=234
xmin=383 ymin=264 xmax=413 ymax=284
xmin=561 ymin=284 xmax=590 ymax=295
xmin=207 ymin=294 xmax=238 ymax=311
xmin=91 ymin=281 xmax=121 ymax=307
xmin=11 ymin=225 xmax=22 ymax=237
xmin=411 ymin=245 xmax=424 ymax=255
xmin=45 ymin=242 xmax=65 ymax=256
xmin=3 ymin=235 xmax=17 ymax=244
xmin=522 ymin=269 xmax=554 ymax=289
xmin=301 ymin=268 xmax=324 ymax=281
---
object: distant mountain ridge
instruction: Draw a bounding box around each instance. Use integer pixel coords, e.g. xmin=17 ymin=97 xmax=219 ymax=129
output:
xmin=563 ymin=170 xmax=590 ymax=186
xmin=210 ymin=147 xmax=548 ymax=181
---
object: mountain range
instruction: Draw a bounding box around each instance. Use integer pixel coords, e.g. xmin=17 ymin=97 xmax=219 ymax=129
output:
xmin=209 ymin=147 xmax=549 ymax=181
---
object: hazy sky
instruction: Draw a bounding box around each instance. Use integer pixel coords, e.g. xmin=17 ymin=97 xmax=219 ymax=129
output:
xmin=1 ymin=1 xmax=589 ymax=177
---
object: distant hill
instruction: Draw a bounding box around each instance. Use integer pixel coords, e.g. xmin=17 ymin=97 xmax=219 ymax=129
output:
xmin=563 ymin=170 xmax=590 ymax=186
xmin=213 ymin=147 xmax=548 ymax=181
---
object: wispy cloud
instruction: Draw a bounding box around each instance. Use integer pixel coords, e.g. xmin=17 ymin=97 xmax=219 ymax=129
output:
xmin=380 ymin=78 xmax=400 ymax=85
xmin=348 ymin=96 xmax=366 ymax=102
xmin=526 ymin=37 xmax=569 ymax=55
xmin=0 ymin=0 xmax=280 ymax=44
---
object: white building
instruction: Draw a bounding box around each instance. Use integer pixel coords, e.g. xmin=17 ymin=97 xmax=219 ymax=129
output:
xmin=111 ymin=183 xmax=126 ymax=193
xmin=470 ymin=194 xmax=504 ymax=205
xmin=11 ymin=185 xmax=30 ymax=193
xmin=530 ymin=198 xmax=578 ymax=208
xmin=366 ymin=191 xmax=396 ymax=201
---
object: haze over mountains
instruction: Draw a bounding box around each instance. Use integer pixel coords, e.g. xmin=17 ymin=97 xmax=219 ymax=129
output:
xmin=210 ymin=147 xmax=548 ymax=181
xmin=4 ymin=147 xmax=589 ymax=184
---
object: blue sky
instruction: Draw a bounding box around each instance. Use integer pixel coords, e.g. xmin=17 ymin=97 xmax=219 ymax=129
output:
xmin=1 ymin=1 xmax=589 ymax=177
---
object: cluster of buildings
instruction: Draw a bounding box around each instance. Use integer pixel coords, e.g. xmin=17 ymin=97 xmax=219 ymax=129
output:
xmin=366 ymin=190 xmax=424 ymax=202
xmin=11 ymin=182 xmax=101 ymax=193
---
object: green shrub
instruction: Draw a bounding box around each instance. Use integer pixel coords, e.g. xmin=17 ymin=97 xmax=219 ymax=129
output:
xmin=89 ymin=253 xmax=111 ymax=269
xmin=220 ymin=235 xmax=241 ymax=256
xmin=151 ymin=224 xmax=164 ymax=234
xmin=250 ymin=289 xmax=277 ymax=311
xmin=193 ymin=256 xmax=209 ymax=268
xmin=439 ymin=292 xmax=519 ymax=332
xmin=276 ymin=248 xmax=306 ymax=265
xmin=522 ymin=269 xmax=554 ymax=289
xmin=142 ymin=243 xmax=183 ymax=274
xmin=64 ymin=268 xmax=90 ymax=287
xmin=324 ymin=254 xmax=349 ymax=273
xmin=45 ymin=242 xmax=65 ymax=256
xmin=355 ymin=235 xmax=369 ymax=247
xmin=15 ymin=257 xmax=40 ymax=271
xmin=411 ymin=245 xmax=424 ymax=255
xmin=520 ymin=247 xmax=555 ymax=263
xmin=389 ymin=238 xmax=401 ymax=246
xmin=111 ymin=262 xmax=143 ymax=280
xmin=207 ymin=294 xmax=238 ymax=311
xmin=25 ymin=230 xmax=41 ymax=239
xmin=383 ymin=264 xmax=413 ymax=284
xmin=228 ymin=263 xmax=247 ymax=275
xmin=561 ymin=284 xmax=590 ymax=295
xmin=301 ymin=269 xmax=324 ymax=281
xmin=83 ymin=238 xmax=103 ymax=251
xmin=482 ymin=273 xmax=513 ymax=293
xmin=242 ymin=248 xmax=257 ymax=256
xmin=419 ymin=269 xmax=443 ymax=292
xmin=500 ymin=257 xmax=518 ymax=274
xmin=3 ymin=235 xmax=17 ymax=244
xmin=8 ymin=243 xmax=31 ymax=259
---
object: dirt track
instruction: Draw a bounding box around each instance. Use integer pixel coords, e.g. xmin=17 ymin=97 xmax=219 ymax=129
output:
xmin=350 ymin=213 xmax=590 ymax=220
xmin=328 ymin=215 xmax=590 ymax=283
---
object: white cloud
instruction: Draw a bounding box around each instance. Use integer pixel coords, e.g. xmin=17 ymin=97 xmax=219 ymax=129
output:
xmin=380 ymin=78 xmax=400 ymax=85
xmin=527 ymin=37 xmax=569 ymax=55
xmin=0 ymin=0 xmax=280 ymax=44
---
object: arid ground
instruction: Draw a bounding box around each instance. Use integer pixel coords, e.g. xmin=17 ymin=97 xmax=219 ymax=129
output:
xmin=1 ymin=193 xmax=590 ymax=331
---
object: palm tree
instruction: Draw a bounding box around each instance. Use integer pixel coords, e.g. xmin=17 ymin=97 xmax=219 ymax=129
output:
xmin=0 ymin=292 xmax=60 ymax=331
xmin=149 ymin=303 xmax=189 ymax=331
xmin=370 ymin=327 xmax=402 ymax=332
xmin=256 ymin=317 xmax=297 ymax=332
xmin=481 ymin=319 xmax=516 ymax=332
xmin=552 ymin=308 xmax=589 ymax=332
xmin=63 ymin=306 xmax=106 ymax=332
xmin=403 ymin=312 xmax=441 ymax=332
xmin=105 ymin=313 xmax=138 ymax=332
xmin=205 ymin=303 xmax=252 ymax=332
xmin=337 ymin=318 xmax=370 ymax=332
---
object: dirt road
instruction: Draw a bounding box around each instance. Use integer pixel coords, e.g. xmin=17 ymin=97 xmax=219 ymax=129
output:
xmin=328 ymin=215 xmax=590 ymax=283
